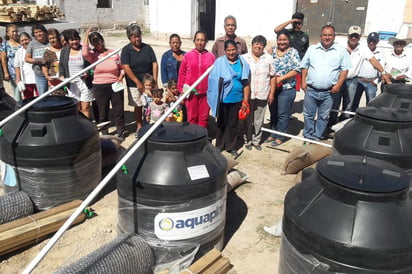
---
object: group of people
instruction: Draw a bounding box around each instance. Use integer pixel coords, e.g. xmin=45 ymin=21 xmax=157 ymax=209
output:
xmin=0 ymin=23 xmax=127 ymax=140
xmin=1 ymin=13 xmax=410 ymax=151
xmin=302 ymin=23 xmax=411 ymax=142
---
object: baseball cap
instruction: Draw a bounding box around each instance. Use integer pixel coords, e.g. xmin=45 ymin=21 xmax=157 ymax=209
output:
xmin=348 ymin=25 xmax=361 ymax=36
xmin=367 ymin=32 xmax=379 ymax=42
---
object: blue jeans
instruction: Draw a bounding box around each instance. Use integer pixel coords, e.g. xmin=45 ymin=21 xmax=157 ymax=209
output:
xmin=269 ymin=87 xmax=296 ymax=141
xmin=356 ymin=79 xmax=378 ymax=105
xmin=303 ymin=88 xmax=333 ymax=140
xmin=329 ymin=78 xmax=358 ymax=125
xmin=35 ymin=74 xmax=48 ymax=95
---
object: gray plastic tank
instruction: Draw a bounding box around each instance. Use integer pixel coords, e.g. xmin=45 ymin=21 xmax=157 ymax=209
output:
xmin=117 ymin=122 xmax=227 ymax=272
xmin=0 ymin=96 xmax=101 ymax=210
xmin=280 ymin=155 xmax=412 ymax=273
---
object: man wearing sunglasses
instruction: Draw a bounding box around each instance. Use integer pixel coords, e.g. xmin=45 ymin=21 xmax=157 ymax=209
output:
xmin=274 ymin=12 xmax=309 ymax=59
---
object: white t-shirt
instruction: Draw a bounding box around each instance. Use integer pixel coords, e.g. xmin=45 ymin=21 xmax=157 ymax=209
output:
xmin=14 ymin=47 xmax=36 ymax=84
xmin=358 ymin=47 xmax=385 ymax=79
xmin=347 ymin=45 xmax=374 ymax=79
xmin=384 ymin=49 xmax=412 ymax=79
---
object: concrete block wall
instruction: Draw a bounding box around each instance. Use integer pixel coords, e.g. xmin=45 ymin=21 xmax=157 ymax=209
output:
xmin=55 ymin=0 xmax=143 ymax=30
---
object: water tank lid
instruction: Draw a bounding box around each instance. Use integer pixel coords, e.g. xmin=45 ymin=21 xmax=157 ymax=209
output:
xmin=139 ymin=122 xmax=207 ymax=143
xmin=317 ymin=155 xmax=410 ymax=193
xmin=357 ymin=106 xmax=412 ymax=122
xmin=28 ymin=96 xmax=76 ymax=111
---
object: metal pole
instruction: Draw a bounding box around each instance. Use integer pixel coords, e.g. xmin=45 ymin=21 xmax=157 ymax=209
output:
xmin=261 ymin=128 xmax=333 ymax=148
xmin=0 ymin=48 xmax=121 ymax=128
xmin=22 ymin=65 xmax=214 ymax=274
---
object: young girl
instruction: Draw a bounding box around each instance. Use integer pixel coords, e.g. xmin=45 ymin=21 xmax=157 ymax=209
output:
xmin=142 ymin=73 xmax=154 ymax=123
xmin=165 ymin=79 xmax=183 ymax=122
xmin=146 ymin=88 xmax=170 ymax=124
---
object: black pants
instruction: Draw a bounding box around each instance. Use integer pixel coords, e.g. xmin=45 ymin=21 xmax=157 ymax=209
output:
xmin=216 ymin=101 xmax=242 ymax=152
xmin=92 ymin=83 xmax=125 ymax=135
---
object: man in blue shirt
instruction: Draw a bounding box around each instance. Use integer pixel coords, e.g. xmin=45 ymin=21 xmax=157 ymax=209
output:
xmin=301 ymin=25 xmax=351 ymax=141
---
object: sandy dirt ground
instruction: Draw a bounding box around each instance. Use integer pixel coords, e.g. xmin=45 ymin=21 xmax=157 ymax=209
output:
xmin=0 ymin=30 xmax=338 ymax=274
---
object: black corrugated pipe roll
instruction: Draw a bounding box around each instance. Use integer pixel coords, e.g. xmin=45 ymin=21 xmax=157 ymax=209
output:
xmin=55 ymin=233 xmax=155 ymax=274
xmin=0 ymin=191 xmax=33 ymax=224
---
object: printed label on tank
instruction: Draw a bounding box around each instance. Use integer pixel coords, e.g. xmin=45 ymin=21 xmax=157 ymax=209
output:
xmin=154 ymin=199 xmax=226 ymax=240
xmin=187 ymin=165 xmax=209 ymax=180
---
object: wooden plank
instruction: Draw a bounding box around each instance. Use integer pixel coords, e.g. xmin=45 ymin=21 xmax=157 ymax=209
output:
xmin=0 ymin=211 xmax=84 ymax=256
xmin=0 ymin=200 xmax=86 ymax=256
xmin=0 ymin=4 xmax=63 ymax=22
xmin=0 ymin=15 xmax=12 ymax=22
xmin=0 ymin=200 xmax=82 ymax=233
xmin=202 ymin=257 xmax=232 ymax=274
xmin=0 ymin=207 xmax=86 ymax=250
xmin=180 ymin=249 xmax=222 ymax=274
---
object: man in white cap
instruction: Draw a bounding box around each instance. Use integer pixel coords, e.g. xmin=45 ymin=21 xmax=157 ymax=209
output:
xmin=354 ymin=32 xmax=386 ymax=106
xmin=329 ymin=25 xmax=390 ymax=129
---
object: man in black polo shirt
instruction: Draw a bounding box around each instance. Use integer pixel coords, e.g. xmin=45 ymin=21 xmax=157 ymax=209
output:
xmin=274 ymin=12 xmax=309 ymax=59
xmin=274 ymin=12 xmax=309 ymax=92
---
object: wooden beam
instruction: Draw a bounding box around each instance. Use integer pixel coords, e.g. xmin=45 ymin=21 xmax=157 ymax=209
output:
xmin=179 ymin=249 xmax=232 ymax=274
xmin=0 ymin=200 xmax=86 ymax=256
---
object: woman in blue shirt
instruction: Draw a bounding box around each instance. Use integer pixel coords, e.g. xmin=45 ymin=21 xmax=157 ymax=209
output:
xmin=160 ymin=34 xmax=186 ymax=87
xmin=208 ymin=40 xmax=250 ymax=157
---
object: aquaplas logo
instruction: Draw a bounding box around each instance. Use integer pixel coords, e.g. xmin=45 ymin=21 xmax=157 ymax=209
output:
xmin=154 ymin=200 xmax=226 ymax=240
xmin=158 ymin=218 xmax=174 ymax=231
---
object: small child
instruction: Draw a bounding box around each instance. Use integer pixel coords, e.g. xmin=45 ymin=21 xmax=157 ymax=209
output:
xmin=142 ymin=73 xmax=155 ymax=123
xmin=146 ymin=88 xmax=170 ymax=124
xmin=165 ymin=79 xmax=183 ymax=122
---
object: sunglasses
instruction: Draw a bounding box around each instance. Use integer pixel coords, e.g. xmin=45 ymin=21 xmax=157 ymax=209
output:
xmin=295 ymin=21 xmax=303 ymax=25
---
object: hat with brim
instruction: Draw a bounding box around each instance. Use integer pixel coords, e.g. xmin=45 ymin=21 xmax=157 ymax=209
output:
xmin=388 ymin=37 xmax=412 ymax=46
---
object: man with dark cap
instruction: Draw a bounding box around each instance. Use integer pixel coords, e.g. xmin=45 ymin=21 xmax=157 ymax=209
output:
xmin=274 ymin=12 xmax=309 ymax=92
xmin=354 ymin=32 xmax=386 ymax=106
xmin=328 ymin=26 xmax=389 ymax=129
xmin=274 ymin=12 xmax=309 ymax=59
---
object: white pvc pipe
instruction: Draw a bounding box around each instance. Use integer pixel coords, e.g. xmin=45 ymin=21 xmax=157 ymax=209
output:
xmin=22 ymin=65 xmax=214 ymax=274
xmin=330 ymin=109 xmax=356 ymax=116
xmin=262 ymin=128 xmax=333 ymax=148
xmin=0 ymin=48 xmax=121 ymax=128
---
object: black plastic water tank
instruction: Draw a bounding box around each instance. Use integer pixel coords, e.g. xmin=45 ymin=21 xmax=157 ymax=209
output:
xmin=368 ymin=83 xmax=412 ymax=113
xmin=280 ymin=155 xmax=412 ymax=273
xmin=0 ymin=96 xmax=101 ymax=210
xmin=117 ymin=122 xmax=227 ymax=272
xmin=333 ymin=106 xmax=412 ymax=174
xmin=0 ymin=88 xmax=15 ymax=120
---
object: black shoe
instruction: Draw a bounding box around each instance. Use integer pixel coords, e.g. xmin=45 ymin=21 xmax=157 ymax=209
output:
xmin=253 ymin=144 xmax=262 ymax=151
xmin=229 ymin=150 xmax=239 ymax=157
xmin=245 ymin=144 xmax=253 ymax=150
xmin=116 ymin=133 xmax=125 ymax=142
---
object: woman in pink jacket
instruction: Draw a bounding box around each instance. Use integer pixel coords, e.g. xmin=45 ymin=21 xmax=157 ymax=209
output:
xmin=178 ymin=30 xmax=215 ymax=127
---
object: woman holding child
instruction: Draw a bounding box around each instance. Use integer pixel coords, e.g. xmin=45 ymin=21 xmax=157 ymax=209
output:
xmin=121 ymin=24 xmax=158 ymax=138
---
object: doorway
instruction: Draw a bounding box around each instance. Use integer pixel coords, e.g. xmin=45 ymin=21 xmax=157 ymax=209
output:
xmin=198 ymin=0 xmax=216 ymax=41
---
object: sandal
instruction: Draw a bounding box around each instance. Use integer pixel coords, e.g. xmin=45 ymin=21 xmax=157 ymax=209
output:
xmin=269 ymin=140 xmax=283 ymax=147
xmin=264 ymin=137 xmax=276 ymax=143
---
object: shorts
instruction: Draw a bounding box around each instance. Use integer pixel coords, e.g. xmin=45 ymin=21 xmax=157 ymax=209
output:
xmin=68 ymin=78 xmax=94 ymax=102
xmin=127 ymin=87 xmax=144 ymax=107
